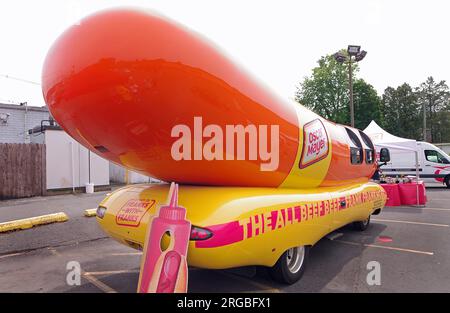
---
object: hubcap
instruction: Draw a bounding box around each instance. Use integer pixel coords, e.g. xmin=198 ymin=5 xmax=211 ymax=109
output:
xmin=286 ymin=246 xmax=305 ymax=274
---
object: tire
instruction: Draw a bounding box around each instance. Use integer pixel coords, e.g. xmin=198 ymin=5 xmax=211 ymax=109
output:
xmin=269 ymin=246 xmax=309 ymax=285
xmin=352 ymin=215 xmax=371 ymax=231
xmin=445 ymin=176 xmax=450 ymax=189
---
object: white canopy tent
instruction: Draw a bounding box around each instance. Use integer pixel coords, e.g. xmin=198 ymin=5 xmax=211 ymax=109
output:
xmin=364 ymin=120 xmax=417 ymax=149
xmin=363 ymin=121 xmax=422 ymax=207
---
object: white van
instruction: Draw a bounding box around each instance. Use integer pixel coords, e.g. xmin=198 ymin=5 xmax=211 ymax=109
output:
xmin=379 ymin=141 xmax=450 ymax=188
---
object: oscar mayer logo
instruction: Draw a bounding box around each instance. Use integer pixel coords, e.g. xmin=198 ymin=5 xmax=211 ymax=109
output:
xmin=299 ymin=119 xmax=329 ymax=168
xmin=116 ymin=199 xmax=155 ymax=227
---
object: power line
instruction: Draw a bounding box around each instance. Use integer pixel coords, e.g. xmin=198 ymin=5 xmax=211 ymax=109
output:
xmin=0 ymin=74 xmax=40 ymax=86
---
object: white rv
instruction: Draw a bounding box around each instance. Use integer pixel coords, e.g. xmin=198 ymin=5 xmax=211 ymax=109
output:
xmin=364 ymin=121 xmax=450 ymax=188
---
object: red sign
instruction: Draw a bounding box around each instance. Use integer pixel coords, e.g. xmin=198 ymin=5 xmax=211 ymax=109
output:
xmin=116 ymin=199 xmax=155 ymax=227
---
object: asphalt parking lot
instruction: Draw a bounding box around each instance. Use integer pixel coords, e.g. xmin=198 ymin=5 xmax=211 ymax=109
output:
xmin=1 ymin=186 xmax=449 ymax=293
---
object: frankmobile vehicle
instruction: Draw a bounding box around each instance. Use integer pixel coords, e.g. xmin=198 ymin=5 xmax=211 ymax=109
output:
xmin=42 ymin=8 xmax=389 ymax=284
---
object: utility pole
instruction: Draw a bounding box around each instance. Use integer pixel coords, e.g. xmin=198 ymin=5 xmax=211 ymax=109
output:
xmin=423 ymin=101 xmax=427 ymax=141
xmin=20 ymin=102 xmax=28 ymax=142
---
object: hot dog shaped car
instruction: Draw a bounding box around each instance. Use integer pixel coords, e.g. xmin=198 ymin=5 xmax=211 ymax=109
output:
xmin=42 ymin=8 xmax=388 ymax=284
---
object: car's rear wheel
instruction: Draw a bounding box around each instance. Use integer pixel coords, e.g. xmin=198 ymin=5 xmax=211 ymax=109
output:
xmin=269 ymin=245 xmax=309 ymax=284
xmin=352 ymin=215 xmax=371 ymax=231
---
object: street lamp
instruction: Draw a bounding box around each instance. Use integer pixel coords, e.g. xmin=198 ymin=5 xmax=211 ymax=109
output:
xmin=347 ymin=45 xmax=361 ymax=56
xmin=334 ymin=45 xmax=367 ymax=128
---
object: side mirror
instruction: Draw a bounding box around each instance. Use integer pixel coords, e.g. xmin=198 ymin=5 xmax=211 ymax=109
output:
xmin=379 ymin=148 xmax=390 ymax=163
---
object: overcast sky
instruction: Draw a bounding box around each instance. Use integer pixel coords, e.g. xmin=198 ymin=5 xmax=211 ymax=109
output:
xmin=0 ymin=0 xmax=448 ymax=107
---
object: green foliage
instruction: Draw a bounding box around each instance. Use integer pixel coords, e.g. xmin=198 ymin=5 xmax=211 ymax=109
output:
xmin=295 ymin=52 xmax=358 ymax=125
xmin=381 ymin=84 xmax=421 ymax=140
xmin=353 ymin=79 xmax=382 ymax=130
xmin=415 ymin=77 xmax=450 ymax=142
xmin=434 ymin=111 xmax=450 ymax=143
xmin=295 ymin=50 xmax=450 ymax=143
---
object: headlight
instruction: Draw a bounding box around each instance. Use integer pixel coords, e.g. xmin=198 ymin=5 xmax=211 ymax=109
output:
xmin=96 ymin=206 xmax=107 ymax=219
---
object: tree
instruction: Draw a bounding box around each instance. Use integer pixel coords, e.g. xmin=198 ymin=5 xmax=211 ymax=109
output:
xmin=295 ymin=52 xmax=358 ymax=125
xmin=353 ymin=79 xmax=382 ymax=130
xmin=415 ymin=77 xmax=450 ymax=142
xmin=381 ymin=83 xmax=421 ymax=140
xmin=433 ymin=111 xmax=450 ymax=143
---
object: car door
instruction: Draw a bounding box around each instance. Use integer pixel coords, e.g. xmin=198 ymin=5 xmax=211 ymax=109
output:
xmin=423 ymin=148 xmax=450 ymax=183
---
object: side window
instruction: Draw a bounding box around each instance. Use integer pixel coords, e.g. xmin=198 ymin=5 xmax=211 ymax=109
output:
xmin=425 ymin=150 xmax=450 ymax=164
xmin=345 ymin=128 xmax=363 ymax=165
xmin=425 ymin=150 xmax=438 ymax=162
xmin=350 ymin=148 xmax=362 ymax=165
xmin=359 ymin=130 xmax=375 ymax=164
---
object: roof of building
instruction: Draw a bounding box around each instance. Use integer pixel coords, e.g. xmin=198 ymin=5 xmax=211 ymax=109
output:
xmin=28 ymin=124 xmax=63 ymax=135
xmin=0 ymin=102 xmax=48 ymax=112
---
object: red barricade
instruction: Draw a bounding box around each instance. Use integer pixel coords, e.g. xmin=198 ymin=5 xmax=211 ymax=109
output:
xmin=398 ymin=181 xmax=427 ymax=205
xmin=381 ymin=184 xmax=401 ymax=206
xmin=381 ymin=181 xmax=427 ymax=206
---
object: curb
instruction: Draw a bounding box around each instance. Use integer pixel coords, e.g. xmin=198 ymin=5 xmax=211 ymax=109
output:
xmin=0 ymin=212 xmax=69 ymax=233
xmin=84 ymin=209 xmax=97 ymax=217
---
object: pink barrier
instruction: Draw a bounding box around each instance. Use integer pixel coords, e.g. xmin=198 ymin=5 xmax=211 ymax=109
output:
xmin=381 ymin=184 xmax=401 ymax=206
xmin=398 ymin=181 xmax=427 ymax=205
xmin=381 ymin=181 xmax=427 ymax=206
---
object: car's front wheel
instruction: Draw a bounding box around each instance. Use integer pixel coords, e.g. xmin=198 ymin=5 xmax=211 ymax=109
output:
xmin=269 ymin=245 xmax=309 ymax=284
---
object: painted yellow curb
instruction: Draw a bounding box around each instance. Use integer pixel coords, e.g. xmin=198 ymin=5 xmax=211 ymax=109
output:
xmin=0 ymin=212 xmax=69 ymax=233
xmin=84 ymin=208 xmax=97 ymax=217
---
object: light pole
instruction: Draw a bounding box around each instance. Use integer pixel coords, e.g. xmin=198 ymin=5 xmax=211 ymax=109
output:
xmin=334 ymin=45 xmax=367 ymax=128
xmin=348 ymin=57 xmax=354 ymax=128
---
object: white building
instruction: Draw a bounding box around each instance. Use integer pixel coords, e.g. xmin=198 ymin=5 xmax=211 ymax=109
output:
xmin=0 ymin=102 xmax=50 ymax=143
xmin=30 ymin=126 xmax=110 ymax=191
xmin=110 ymin=162 xmax=160 ymax=184
xmin=2 ymin=102 xmax=155 ymax=193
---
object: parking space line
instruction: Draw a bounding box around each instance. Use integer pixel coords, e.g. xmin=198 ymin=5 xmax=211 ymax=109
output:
xmin=0 ymin=252 xmax=27 ymax=259
xmin=386 ymin=207 xmax=450 ymax=212
xmin=108 ymin=252 xmax=142 ymax=256
xmin=85 ymin=270 xmax=139 ymax=276
xmin=333 ymin=239 xmax=434 ymax=256
xmin=44 ymin=246 xmax=119 ymax=293
xmin=83 ymin=272 xmax=118 ymax=293
xmin=49 ymin=248 xmax=61 ymax=257
xmin=217 ymin=270 xmax=281 ymax=293
xmin=372 ymin=218 xmax=449 ymax=227
xmin=424 ymin=198 xmax=450 ymax=201
xmin=421 ymin=208 xmax=450 ymax=211
xmin=326 ymin=232 xmax=344 ymax=240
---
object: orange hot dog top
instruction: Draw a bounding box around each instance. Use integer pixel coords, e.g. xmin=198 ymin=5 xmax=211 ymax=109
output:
xmin=42 ymin=8 xmax=376 ymax=188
